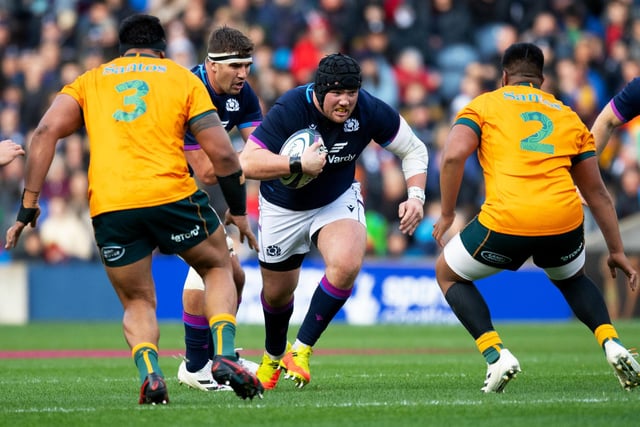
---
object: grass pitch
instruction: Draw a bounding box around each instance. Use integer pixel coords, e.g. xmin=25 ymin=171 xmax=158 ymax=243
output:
xmin=1 ymin=321 xmax=639 ymax=427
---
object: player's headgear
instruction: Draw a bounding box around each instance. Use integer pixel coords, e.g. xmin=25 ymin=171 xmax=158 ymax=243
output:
xmin=118 ymin=14 xmax=167 ymax=56
xmin=314 ymin=53 xmax=361 ymax=108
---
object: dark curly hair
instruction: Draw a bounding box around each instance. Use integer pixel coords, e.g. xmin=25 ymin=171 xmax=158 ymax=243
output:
xmin=118 ymin=14 xmax=166 ymax=55
xmin=501 ymin=42 xmax=544 ymax=81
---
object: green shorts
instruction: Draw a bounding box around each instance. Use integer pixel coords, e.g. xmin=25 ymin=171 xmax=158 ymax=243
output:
xmin=460 ymin=216 xmax=585 ymax=270
xmin=92 ymin=190 xmax=221 ymax=267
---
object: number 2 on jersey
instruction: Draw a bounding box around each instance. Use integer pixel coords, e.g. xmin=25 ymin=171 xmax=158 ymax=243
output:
xmin=519 ymin=111 xmax=554 ymax=154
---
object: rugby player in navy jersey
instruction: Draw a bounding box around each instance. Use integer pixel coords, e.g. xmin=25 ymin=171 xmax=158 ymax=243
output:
xmin=177 ymin=26 xmax=262 ymax=392
xmin=239 ymin=53 xmax=429 ymax=389
xmin=591 ymin=77 xmax=640 ymax=154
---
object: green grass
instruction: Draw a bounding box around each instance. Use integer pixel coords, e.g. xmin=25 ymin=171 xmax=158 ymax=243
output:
xmin=1 ymin=321 xmax=639 ymax=426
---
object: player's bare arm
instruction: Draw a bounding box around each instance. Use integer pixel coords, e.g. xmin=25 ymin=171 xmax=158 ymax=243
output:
xmin=185 ymin=125 xmax=258 ymax=186
xmin=384 ymin=117 xmax=429 ymax=236
xmin=5 ymin=94 xmax=82 ymax=249
xmin=591 ymin=102 xmax=623 ymax=155
xmin=190 ymin=112 xmax=241 ymax=176
xmin=239 ymin=138 xmax=326 ymax=180
xmin=185 ymin=149 xmax=217 ymax=185
xmin=432 ymin=124 xmax=478 ymax=246
xmin=572 ymin=156 xmax=637 ymax=289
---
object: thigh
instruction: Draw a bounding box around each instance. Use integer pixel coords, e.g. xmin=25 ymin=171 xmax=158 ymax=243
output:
xmin=311 ymin=182 xmax=366 ymax=239
xmin=456 ymin=217 xmax=530 ymax=271
xmin=257 ymin=194 xmax=315 ymax=264
xmin=314 ymin=183 xmax=367 ymax=284
xmin=104 ymin=255 xmax=155 ymax=304
xmin=180 ymin=226 xmax=230 ymax=274
xmin=443 ymin=233 xmax=502 ymax=281
xmin=151 ymin=190 xmax=222 ymax=255
xmin=92 ymin=209 xmax=155 ymax=267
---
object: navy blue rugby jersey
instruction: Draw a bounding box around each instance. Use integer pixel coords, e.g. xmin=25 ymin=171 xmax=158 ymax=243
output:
xmin=184 ymin=62 xmax=262 ymax=151
xmin=250 ymin=84 xmax=401 ymax=211
xmin=611 ymin=77 xmax=640 ymax=122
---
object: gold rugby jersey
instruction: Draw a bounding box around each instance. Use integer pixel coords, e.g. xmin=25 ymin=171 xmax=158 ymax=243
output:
xmin=454 ymin=83 xmax=595 ymax=236
xmin=60 ymin=54 xmax=216 ymax=217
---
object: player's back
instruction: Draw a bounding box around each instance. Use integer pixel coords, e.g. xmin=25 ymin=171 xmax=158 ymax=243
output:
xmin=61 ymin=54 xmax=216 ymax=216
xmin=458 ymin=84 xmax=594 ymax=236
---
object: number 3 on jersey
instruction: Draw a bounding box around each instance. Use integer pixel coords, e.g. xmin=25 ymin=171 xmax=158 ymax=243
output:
xmin=519 ymin=111 xmax=554 ymax=154
xmin=113 ymin=80 xmax=148 ymax=122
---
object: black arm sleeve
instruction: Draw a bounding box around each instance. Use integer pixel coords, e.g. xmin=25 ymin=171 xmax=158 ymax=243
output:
xmin=216 ymin=169 xmax=247 ymax=216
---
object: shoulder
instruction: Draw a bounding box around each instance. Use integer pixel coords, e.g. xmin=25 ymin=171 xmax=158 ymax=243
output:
xmin=279 ymin=84 xmax=312 ymax=104
xmin=357 ymin=89 xmax=399 ymax=118
xmin=189 ymin=63 xmax=207 ymax=81
xmin=269 ymin=85 xmax=313 ymax=115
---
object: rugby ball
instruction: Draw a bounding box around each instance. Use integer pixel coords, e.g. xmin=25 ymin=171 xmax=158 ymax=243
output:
xmin=279 ymin=128 xmax=324 ymax=189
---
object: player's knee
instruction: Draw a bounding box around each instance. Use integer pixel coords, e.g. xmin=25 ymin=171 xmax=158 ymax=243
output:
xmin=435 ymin=254 xmax=457 ymax=292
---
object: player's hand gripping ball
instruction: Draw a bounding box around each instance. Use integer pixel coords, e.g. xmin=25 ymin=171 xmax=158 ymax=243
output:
xmin=279 ymin=128 xmax=325 ymax=189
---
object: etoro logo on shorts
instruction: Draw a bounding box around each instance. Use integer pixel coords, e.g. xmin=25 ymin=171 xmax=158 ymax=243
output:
xmin=171 ymin=225 xmax=201 ymax=243
xmin=102 ymin=246 xmax=125 ymax=262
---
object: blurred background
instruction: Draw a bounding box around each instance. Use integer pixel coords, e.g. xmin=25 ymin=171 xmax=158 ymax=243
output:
xmin=1 ymin=0 xmax=639 ymax=323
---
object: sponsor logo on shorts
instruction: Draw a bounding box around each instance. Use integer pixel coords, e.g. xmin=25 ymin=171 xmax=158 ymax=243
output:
xmin=171 ymin=225 xmax=201 ymax=243
xmin=102 ymin=246 xmax=125 ymax=262
xmin=561 ymin=241 xmax=583 ymax=262
xmin=265 ymin=245 xmax=281 ymax=257
xmin=480 ymin=250 xmax=512 ymax=264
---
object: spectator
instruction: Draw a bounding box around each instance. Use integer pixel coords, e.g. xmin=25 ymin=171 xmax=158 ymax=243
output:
xmin=0 ymin=105 xmax=25 ymax=147
xmin=358 ymin=50 xmax=399 ymax=109
xmin=74 ymin=0 xmax=119 ymax=60
xmin=2 ymin=1 xmax=640 ymax=263
xmin=289 ymin=11 xmax=339 ymax=85
xmin=384 ymin=0 xmax=431 ymax=62
xmin=40 ymin=156 xmax=70 ymax=201
xmin=614 ymin=166 xmax=640 ymax=219
xmin=392 ymin=47 xmax=439 ymax=107
xmin=39 ymin=196 xmax=95 ymax=262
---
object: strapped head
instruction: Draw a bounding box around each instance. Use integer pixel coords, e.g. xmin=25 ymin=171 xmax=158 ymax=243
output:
xmin=314 ymin=53 xmax=361 ymax=109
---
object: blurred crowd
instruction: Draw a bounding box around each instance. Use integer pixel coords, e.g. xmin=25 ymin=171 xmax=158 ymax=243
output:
xmin=1 ymin=0 xmax=640 ymax=265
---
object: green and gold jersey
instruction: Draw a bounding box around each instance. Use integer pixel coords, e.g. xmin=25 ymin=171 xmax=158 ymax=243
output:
xmin=454 ymin=83 xmax=595 ymax=236
xmin=61 ymin=54 xmax=216 ymax=217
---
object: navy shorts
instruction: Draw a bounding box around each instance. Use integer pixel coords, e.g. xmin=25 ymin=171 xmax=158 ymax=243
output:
xmin=92 ymin=190 xmax=221 ymax=267
xmin=460 ymin=216 xmax=585 ymax=270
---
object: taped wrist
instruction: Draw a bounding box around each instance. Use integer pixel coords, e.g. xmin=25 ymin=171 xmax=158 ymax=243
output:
xmin=407 ymin=186 xmax=425 ymax=204
xmin=289 ymin=156 xmax=302 ymax=174
xmin=216 ymin=169 xmax=247 ymax=216
xmin=17 ymin=189 xmax=40 ymax=224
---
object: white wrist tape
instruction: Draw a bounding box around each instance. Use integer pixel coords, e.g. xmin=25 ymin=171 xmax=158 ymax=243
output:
xmin=407 ymin=186 xmax=426 ymax=203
